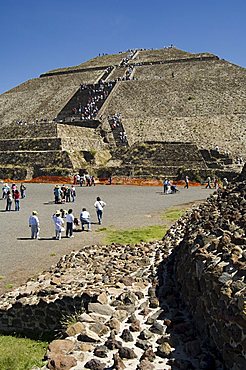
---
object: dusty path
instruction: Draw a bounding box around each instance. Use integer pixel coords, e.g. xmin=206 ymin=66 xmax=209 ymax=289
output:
xmin=0 ymin=183 xmax=213 ymax=295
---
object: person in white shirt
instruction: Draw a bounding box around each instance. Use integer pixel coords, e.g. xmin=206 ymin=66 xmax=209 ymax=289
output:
xmin=52 ymin=211 xmax=64 ymax=240
xmin=29 ymin=211 xmax=40 ymax=239
xmin=80 ymin=208 xmax=91 ymax=231
xmin=94 ymin=196 xmax=106 ymax=225
xmin=65 ymin=209 xmax=74 ymax=238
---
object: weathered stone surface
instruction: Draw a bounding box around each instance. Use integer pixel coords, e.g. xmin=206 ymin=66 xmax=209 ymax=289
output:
xmin=93 ymin=345 xmax=108 ymax=358
xmin=88 ymin=303 xmax=114 ymax=317
xmin=156 ymin=342 xmax=172 ymax=358
xmin=47 ymin=354 xmax=77 ymax=370
xmin=48 ymin=339 xmax=75 ymax=354
xmin=77 ymin=329 xmax=101 ymax=343
xmin=121 ymin=328 xmax=134 ymax=342
xmin=65 ymin=322 xmax=85 ymax=337
xmin=106 ymin=317 xmax=121 ymax=333
xmin=137 ymin=358 xmax=155 ymax=370
xmin=119 ymin=346 xmax=137 ymax=359
xmin=113 ymin=352 xmax=126 ymax=369
xmin=84 ymin=358 xmax=106 ymax=370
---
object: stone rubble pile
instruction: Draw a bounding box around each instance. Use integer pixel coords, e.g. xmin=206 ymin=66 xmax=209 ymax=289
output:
xmin=161 ymin=181 xmax=246 ymax=370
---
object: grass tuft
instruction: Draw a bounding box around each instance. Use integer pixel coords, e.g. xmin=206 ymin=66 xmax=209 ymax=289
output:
xmin=162 ymin=208 xmax=187 ymax=222
xmin=104 ymin=225 xmax=167 ymax=245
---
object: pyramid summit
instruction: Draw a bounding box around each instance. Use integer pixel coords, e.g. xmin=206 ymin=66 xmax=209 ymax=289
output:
xmin=0 ymin=47 xmax=245 ymax=180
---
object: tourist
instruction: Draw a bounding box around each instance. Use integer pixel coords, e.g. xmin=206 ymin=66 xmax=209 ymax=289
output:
xmin=65 ymin=186 xmax=71 ymax=202
xmin=5 ymin=191 xmax=13 ymax=211
xmin=222 ymin=177 xmax=229 ymax=189
xmin=14 ymin=189 xmax=20 ymax=211
xmin=65 ymin=209 xmax=74 ymax=238
xmin=29 ymin=211 xmax=40 ymax=239
xmin=11 ymin=183 xmax=17 ymax=197
xmin=94 ymin=196 xmax=106 ymax=225
xmin=20 ymin=183 xmax=26 ymax=198
xmin=54 ymin=185 xmax=62 ymax=204
xmin=214 ymin=177 xmax=219 ymax=190
xmin=90 ymin=175 xmax=96 ymax=186
xmin=163 ymin=178 xmax=168 ymax=194
xmin=2 ymin=183 xmax=10 ymax=199
xmin=205 ymin=176 xmax=212 ymax=189
xmin=71 ymin=185 xmax=76 ymax=202
xmin=80 ymin=208 xmax=91 ymax=231
xmin=52 ymin=210 xmax=64 ymax=240
xmin=184 ymin=176 xmax=189 ymax=189
xmin=60 ymin=208 xmax=67 ymax=218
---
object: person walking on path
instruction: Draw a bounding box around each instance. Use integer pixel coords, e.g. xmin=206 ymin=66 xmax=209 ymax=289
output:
xmin=65 ymin=209 xmax=74 ymax=238
xmin=80 ymin=208 xmax=91 ymax=231
xmin=5 ymin=191 xmax=13 ymax=211
xmin=14 ymin=189 xmax=20 ymax=211
xmin=29 ymin=211 xmax=40 ymax=239
xmin=94 ymin=196 xmax=106 ymax=225
xmin=184 ymin=176 xmax=189 ymax=189
xmin=52 ymin=210 xmax=64 ymax=240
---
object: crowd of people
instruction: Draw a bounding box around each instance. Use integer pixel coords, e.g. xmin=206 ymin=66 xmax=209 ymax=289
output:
xmin=73 ymin=173 xmax=96 ymax=187
xmin=70 ymin=82 xmax=115 ymax=121
xmin=2 ymin=183 xmax=26 ymax=211
xmin=53 ymin=184 xmax=76 ymax=204
xmin=108 ymin=113 xmax=128 ymax=144
xmin=28 ymin=196 xmax=106 ymax=240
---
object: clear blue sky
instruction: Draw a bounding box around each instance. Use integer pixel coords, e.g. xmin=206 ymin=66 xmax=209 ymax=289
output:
xmin=0 ymin=0 xmax=245 ymax=94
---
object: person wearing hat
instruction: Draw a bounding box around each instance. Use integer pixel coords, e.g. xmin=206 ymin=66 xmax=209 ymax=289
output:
xmin=29 ymin=211 xmax=40 ymax=239
xmin=52 ymin=210 xmax=64 ymax=240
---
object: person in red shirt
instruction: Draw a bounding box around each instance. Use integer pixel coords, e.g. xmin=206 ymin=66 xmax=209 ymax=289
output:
xmin=14 ymin=189 xmax=20 ymax=211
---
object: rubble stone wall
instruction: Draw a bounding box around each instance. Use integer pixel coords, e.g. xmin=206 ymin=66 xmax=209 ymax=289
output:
xmin=162 ymin=182 xmax=246 ymax=370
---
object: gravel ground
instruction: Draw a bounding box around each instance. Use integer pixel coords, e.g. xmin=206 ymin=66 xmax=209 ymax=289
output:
xmin=0 ymin=183 xmax=213 ymax=295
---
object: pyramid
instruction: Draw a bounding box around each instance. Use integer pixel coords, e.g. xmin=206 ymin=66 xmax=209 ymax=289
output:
xmin=0 ymin=47 xmax=245 ymax=180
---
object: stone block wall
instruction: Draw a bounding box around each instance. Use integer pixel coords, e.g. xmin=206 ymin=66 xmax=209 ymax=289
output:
xmin=0 ymin=150 xmax=74 ymax=168
xmin=117 ymin=114 xmax=246 ymax=159
xmin=57 ymin=124 xmax=106 ymax=151
xmin=0 ymin=138 xmax=62 ymax=152
xmin=0 ymin=123 xmax=58 ymax=139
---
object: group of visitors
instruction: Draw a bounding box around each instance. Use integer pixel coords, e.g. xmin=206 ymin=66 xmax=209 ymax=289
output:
xmin=71 ymin=82 xmax=114 ymax=121
xmin=54 ymin=184 xmax=76 ymax=204
xmin=108 ymin=113 xmax=121 ymax=129
xmin=205 ymin=176 xmax=229 ymax=189
xmin=108 ymin=113 xmax=128 ymax=145
xmin=2 ymin=183 xmax=26 ymax=211
xmin=73 ymin=174 xmax=96 ymax=187
xmin=163 ymin=179 xmax=178 ymax=194
xmin=29 ymin=196 xmax=106 ymax=240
